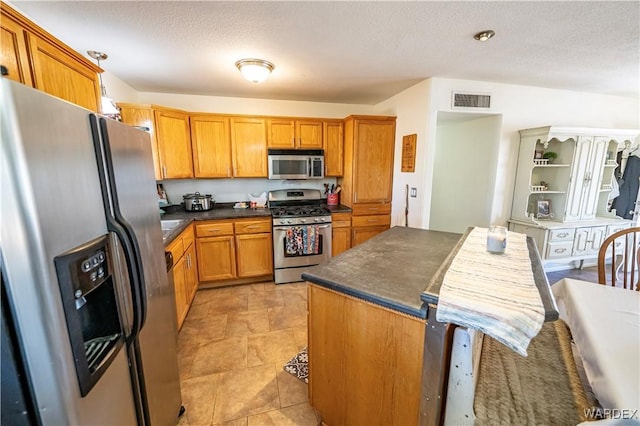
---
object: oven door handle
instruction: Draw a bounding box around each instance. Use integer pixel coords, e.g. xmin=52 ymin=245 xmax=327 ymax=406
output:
xmin=274 ymin=224 xmax=331 ymax=231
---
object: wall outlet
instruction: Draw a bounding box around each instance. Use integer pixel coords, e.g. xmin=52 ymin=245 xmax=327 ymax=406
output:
xmin=410 ymin=187 xmax=417 ymax=197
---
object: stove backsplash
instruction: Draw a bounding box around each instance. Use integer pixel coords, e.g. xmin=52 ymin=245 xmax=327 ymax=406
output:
xmin=161 ymin=178 xmax=337 ymax=205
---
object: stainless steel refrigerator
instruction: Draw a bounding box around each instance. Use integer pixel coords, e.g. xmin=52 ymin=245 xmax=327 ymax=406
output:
xmin=0 ymin=79 xmax=182 ymax=425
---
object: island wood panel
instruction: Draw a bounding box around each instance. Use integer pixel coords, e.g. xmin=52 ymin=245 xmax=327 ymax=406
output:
xmin=308 ymin=284 xmax=425 ymax=426
xmin=190 ymin=114 xmax=232 ymax=177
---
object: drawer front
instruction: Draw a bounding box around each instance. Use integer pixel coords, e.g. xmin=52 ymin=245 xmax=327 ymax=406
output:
xmin=352 ymin=203 xmax=391 ymax=216
xmin=545 ymin=241 xmax=573 ymax=259
xmin=548 ymin=228 xmax=575 ymax=242
xmin=195 ymin=221 xmax=234 ymax=237
xmin=352 ymin=214 xmax=391 ymax=228
xmin=167 ymin=238 xmax=184 ymax=261
xmin=331 ymin=212 xmax=352 ymax=227
xmin=234 ymin=219 xmax=271 ymax=234
xmin=607 ymin=223 xmax=631 ymax=236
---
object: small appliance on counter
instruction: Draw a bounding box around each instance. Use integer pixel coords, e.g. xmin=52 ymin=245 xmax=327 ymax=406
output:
xmin=183 ymin=192 xmax=214 ymax=211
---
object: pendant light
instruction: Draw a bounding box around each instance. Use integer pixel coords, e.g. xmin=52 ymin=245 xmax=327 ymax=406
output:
xmin=235 ymin=59 xmax=275 ymax=83
xmin=87 ymin=50 xmax=121 ymax=119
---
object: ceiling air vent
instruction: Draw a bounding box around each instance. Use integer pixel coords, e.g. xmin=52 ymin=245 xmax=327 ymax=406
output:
xmin=451 ymin=92 xmax=492 ymax=110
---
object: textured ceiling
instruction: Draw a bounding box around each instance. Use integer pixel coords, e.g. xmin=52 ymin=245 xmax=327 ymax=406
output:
xmin=9 ymin=1 xmax=640 ymax=104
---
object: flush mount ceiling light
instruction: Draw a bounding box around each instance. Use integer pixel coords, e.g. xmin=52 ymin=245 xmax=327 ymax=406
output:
xmin=235 ymin=58 xmax=275 ymax=83
xmin=474 ymin=30 xmax=496 ymax=42
xmin=87 ymin=50 xmax=120 ymax=118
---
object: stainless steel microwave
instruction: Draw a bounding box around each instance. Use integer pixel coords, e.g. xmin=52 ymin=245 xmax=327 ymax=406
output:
xmin=268 ymin=149 xmax=324 ymax=180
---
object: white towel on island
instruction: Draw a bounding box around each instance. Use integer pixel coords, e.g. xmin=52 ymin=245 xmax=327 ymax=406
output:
xmin=436 ymin=227 xmax=545 ymax=357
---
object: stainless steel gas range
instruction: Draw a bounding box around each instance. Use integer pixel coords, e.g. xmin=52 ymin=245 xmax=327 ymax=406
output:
xmin=269 ymin=189 xmax=332 ymax=284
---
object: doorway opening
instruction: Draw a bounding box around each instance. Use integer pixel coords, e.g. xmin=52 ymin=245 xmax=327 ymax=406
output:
xmin=429 ymin=112 xmax=502 ymax=234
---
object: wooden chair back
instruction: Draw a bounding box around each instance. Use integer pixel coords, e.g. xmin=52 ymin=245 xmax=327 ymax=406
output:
xmin=597 ymin=226 xmax=640 ymax=291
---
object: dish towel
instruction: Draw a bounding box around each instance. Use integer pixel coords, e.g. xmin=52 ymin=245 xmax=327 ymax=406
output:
xmin=285 ymin=226 xmax=320 ymax=256
xmin=436 ymin=227 xmax=545 ymax=356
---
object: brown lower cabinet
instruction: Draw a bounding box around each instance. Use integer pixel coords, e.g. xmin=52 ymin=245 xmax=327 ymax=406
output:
xmin=166 ymin=224 xmax=197 ymax=329
xmin=350 ymin=203 xmax=392 ymax=247
xmin=331 ymin=212 xmax=352 ymax=257
xmin=308 ymin=284 xmax=425 ymax=425
xmin=195 ymin=217 xmax=273 ymax=286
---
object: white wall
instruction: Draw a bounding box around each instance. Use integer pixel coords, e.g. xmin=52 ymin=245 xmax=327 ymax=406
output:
xmin=430 ymin=113 xmax=502 ymax=233
xmin=138 ymin=91 xmax=375 ymax=117
xmin=374 ymin=80 xmax=432 ymax=227
xmin=426 ymin=78 xmax=639 ymax=229
xmin=102 ymin=71 xmax=139 ymax=103
xmin=380 ymin=77 xmax=639 ymax=231
xmin=161 ymin=177 xmax=336 ymax=205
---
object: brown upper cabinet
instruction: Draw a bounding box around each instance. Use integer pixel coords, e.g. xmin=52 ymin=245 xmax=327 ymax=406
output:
xmin=230 ymin=117 xmax=268 ymax=177
xmin=119 ymin=104 xmax=193 ymax=180
xmin=323 ymin=120 xmax=344 ymax=177
xmin=190 ymin=114 xmax=233 ymax=178
xmin=155 ymin=108 xmax=193 ymax=179
xmin=1 ymin=2 xmax=101 ymax=112
xmin=341 ymin=116 xmax=396 ymax=205
xmin=191 ymin=114 xmax=268 ymax=178
xmin=267 ymin=118 xmax=323 ymax=149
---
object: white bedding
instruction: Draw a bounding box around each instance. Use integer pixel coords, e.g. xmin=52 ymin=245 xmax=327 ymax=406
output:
xmin=552 ymin=278 xmax=640 ymax=413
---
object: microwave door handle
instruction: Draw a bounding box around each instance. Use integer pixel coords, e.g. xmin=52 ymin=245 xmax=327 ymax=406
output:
xmin=308 ymin=158 xmax=312 ymax=177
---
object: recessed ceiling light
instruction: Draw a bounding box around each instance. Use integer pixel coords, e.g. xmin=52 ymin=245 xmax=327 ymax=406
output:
xmin=474 ymin=30 xmax=496 ymax=42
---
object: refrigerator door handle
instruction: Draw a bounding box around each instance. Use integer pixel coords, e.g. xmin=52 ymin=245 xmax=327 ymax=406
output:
xmin=90 ymin=115 xmax=148 ymax=340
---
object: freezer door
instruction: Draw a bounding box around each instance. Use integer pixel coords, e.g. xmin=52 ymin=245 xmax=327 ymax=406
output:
xmin=0 ymin=79 xmax=138 ymax=425
xmin=98 ymin=117 xmax=183 ymax=424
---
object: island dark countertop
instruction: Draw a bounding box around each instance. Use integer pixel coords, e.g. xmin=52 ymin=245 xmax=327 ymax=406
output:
xmin=302 ymin=226 xmax=462 ymax=318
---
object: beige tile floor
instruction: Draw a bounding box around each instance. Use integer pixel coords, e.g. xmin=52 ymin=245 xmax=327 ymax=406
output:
xmin=176 ymin=282 xmax=320 ymax=426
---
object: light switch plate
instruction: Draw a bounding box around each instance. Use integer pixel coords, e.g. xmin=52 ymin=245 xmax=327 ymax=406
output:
xmin=410 ymin=187 xmax=417 ymax=197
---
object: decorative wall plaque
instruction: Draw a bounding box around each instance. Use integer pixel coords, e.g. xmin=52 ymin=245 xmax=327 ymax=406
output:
xmin=401 ymin=134 xmax=417 ymax=173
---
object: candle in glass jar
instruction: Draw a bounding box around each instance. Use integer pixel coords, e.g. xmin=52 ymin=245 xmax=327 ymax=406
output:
xmin=486 ymin=226 xmax=507 ymax=254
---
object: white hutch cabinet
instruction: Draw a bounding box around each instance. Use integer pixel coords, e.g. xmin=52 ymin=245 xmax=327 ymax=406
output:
xmin=509 ymin=126 xmax=639 ymax=266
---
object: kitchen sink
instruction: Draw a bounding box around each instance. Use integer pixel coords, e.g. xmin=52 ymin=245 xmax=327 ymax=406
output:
xmin=160 ymin=219 xmax=184 ymax=231
xmin=160 ymin=219 xmax=184 ymax=241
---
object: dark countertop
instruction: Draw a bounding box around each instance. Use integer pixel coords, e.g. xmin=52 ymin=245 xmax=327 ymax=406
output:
xmin=160 ymin=203 xmax=272 ymax=247
xmin=324 ymin=204 xmax=352 ymax=213
xmin=301 ymin=226 xmax=462 ymax=318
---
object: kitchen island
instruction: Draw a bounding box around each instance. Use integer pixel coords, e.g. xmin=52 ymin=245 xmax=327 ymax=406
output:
xmin=301 ymin=226 xmax=555 ymax=426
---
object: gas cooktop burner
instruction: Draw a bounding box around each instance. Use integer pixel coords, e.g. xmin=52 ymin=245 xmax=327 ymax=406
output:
xmin=271 ymin=206 xmax=331 ymax=218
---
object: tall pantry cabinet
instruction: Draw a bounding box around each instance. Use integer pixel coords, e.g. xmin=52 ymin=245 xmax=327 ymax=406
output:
xmin=338 ymin=115 xmax=396 ymax=247
xmin=508 ymin=126 xmax=639 ymax=265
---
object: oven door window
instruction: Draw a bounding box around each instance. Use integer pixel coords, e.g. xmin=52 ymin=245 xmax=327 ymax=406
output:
xmin=283 ymin=226 xmax=324 ymax=257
